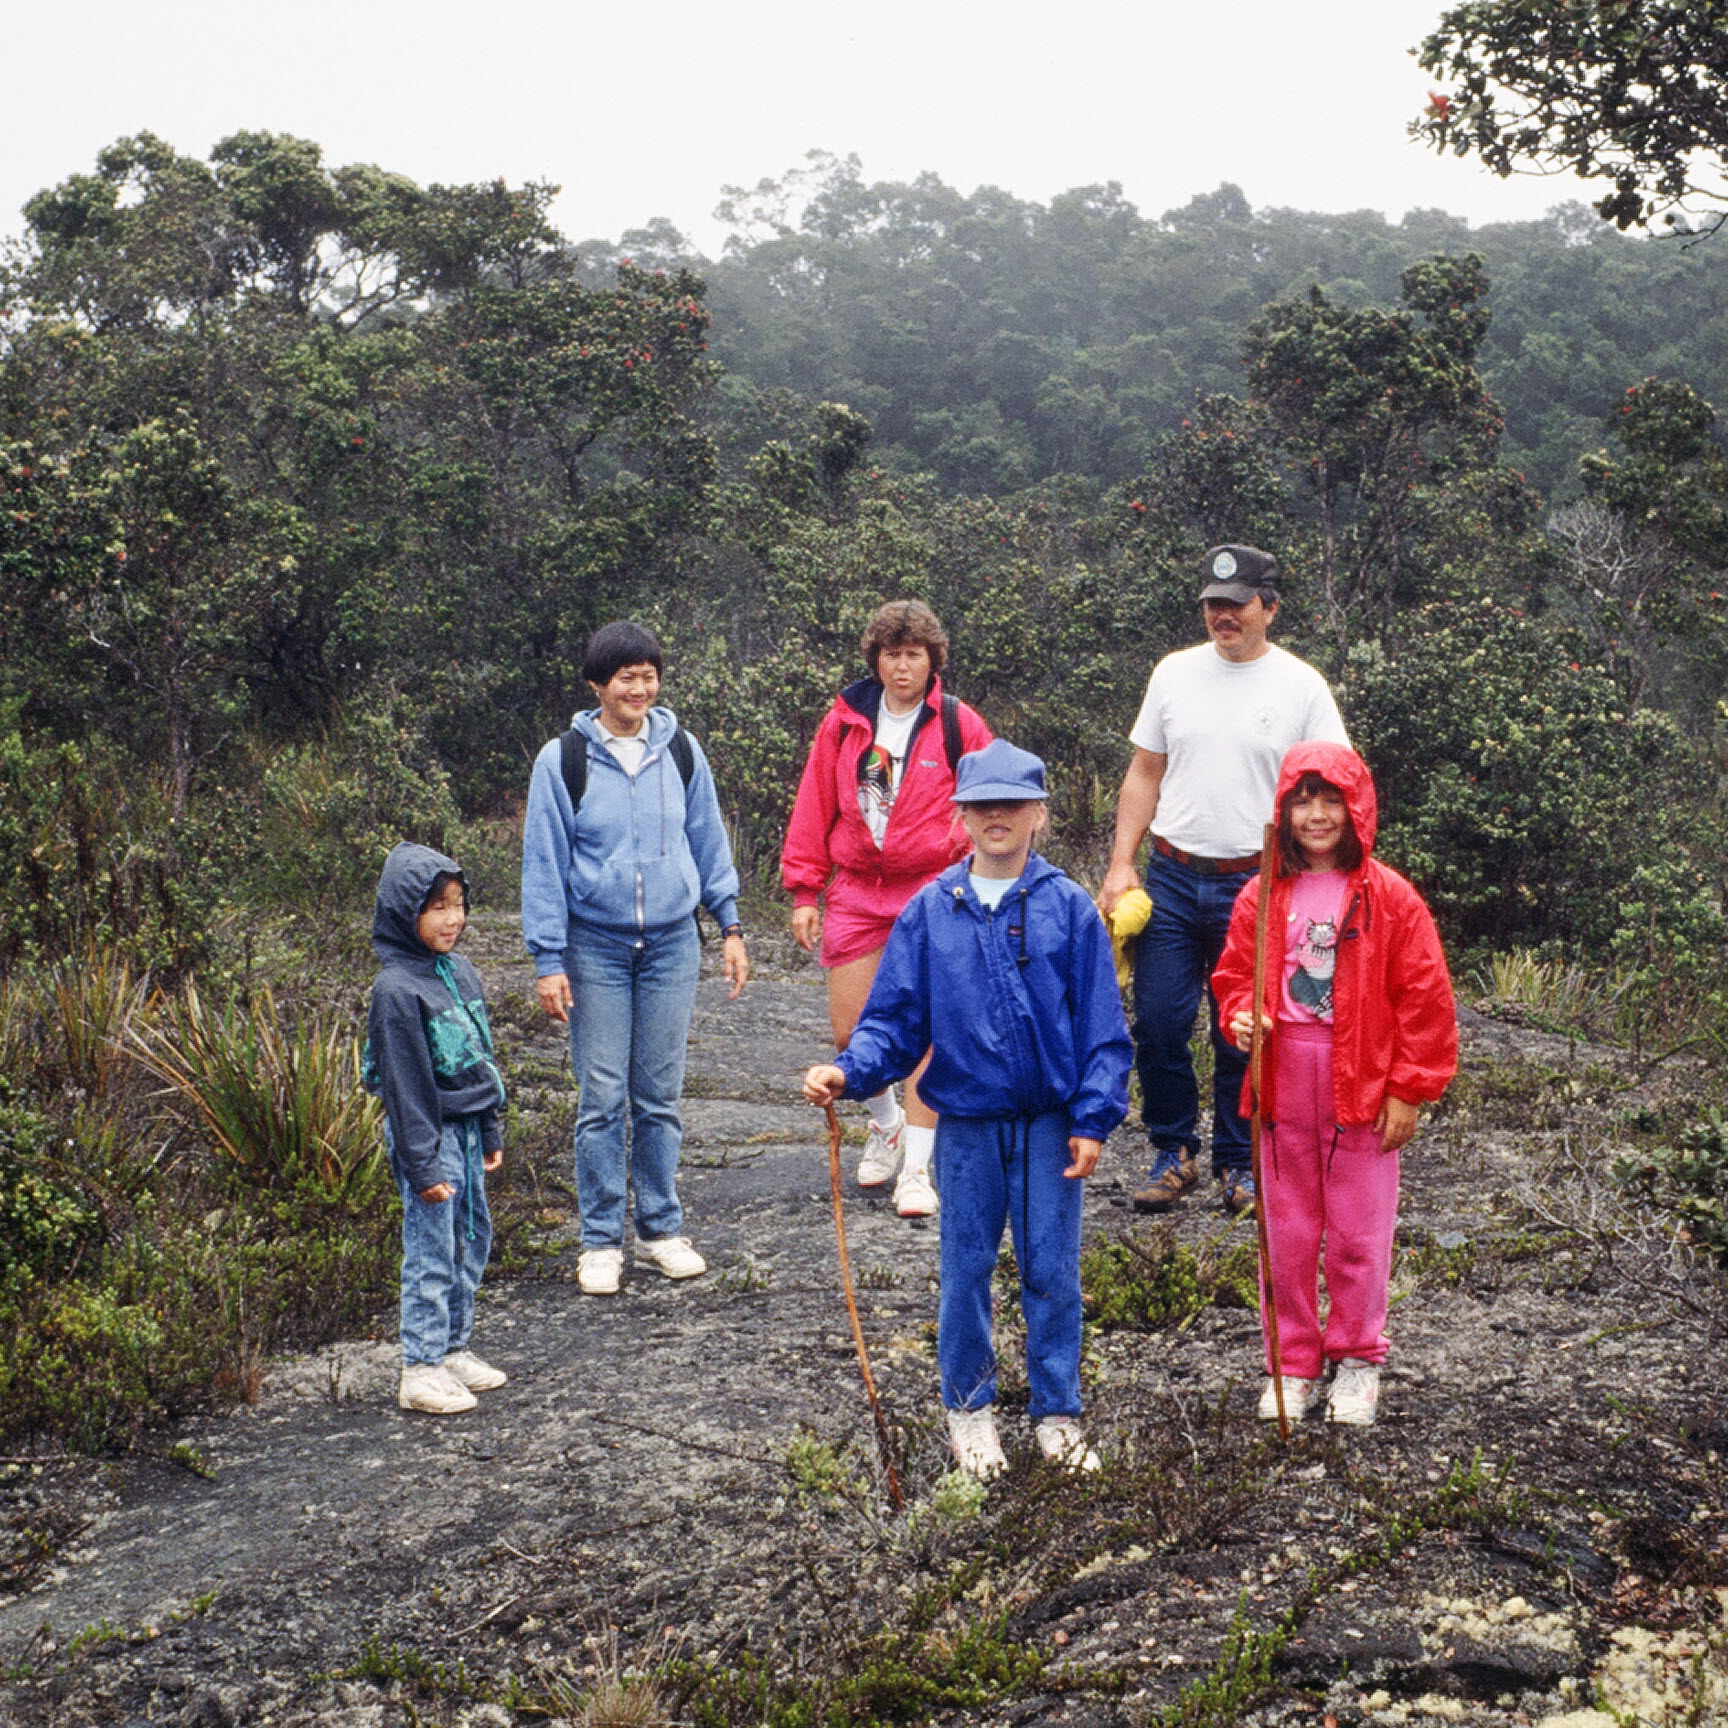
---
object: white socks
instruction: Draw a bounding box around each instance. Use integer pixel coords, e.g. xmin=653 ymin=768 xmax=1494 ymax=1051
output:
xmin=864 ymin=1089 xmax=900 ymax=1131
xmin=903 ymin=1124 xmax=935 ymax=1176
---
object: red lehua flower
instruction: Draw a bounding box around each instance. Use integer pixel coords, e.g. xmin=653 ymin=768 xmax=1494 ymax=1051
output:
xmin=352 ymin=437 xmax=364 ymax=448
xmin=1426 ymin=92 xmax=1450 ymax=119
xmin=1129 ymin=499 xmax=1147 ymax=514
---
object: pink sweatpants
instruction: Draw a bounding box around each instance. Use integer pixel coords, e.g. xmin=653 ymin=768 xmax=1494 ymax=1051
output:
xmin=1260 ymin=1022 xmax=1399 ymax=1378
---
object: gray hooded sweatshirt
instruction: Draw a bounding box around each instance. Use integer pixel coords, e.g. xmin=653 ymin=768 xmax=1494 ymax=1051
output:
xmin=362 ymin=842 xmax=505 ymax=1194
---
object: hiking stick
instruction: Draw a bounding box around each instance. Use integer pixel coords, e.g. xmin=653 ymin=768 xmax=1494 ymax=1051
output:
xmin=1248 ymin=821 xmax=1290 ymax=1441
xmin=826 ymin=1102 xmax=906 ymax=1511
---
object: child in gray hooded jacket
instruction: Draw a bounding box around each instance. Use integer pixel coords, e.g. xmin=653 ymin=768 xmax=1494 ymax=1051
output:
xmin=364 ymin=842 xmax=508 ymax=1414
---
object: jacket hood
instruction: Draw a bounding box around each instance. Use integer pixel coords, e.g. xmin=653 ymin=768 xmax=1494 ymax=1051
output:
xmin=373 ymin=841 xmax=464 ymax=961
xmin=569 ymin=704 xmax=681 ymax=746
xmin=1275 ymin=740 xmax=1378 ymax=863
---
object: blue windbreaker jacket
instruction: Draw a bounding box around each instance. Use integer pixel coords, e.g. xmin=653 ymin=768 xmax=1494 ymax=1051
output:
xmin=836 ymin=853 xmax=1132 ymax=1142
xmin=520 ymin=706 xmax=741 ymax=973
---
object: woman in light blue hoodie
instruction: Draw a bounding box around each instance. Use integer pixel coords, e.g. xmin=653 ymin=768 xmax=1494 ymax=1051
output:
xmin=521 ymin=622 xmax=748 ymax=1296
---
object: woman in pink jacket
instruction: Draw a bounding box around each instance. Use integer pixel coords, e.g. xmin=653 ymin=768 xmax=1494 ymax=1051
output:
xmin=781 ymin=601 xmax=992 ymax=1215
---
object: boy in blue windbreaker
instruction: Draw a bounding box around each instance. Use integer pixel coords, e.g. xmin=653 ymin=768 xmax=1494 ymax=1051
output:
xmin=365 ymin=842 xmax=508 ymax=1415
xmin=804 ymin=741 xmax=1131 ymax=1478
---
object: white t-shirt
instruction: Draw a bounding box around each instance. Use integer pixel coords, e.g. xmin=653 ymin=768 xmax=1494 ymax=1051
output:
xmin=1128 ymin=643 xmax=1349 ymax=858
xmin=857 ymin=701 xmax=923 ymax=848
xmin=969 ymin=870 xmax=1020 ymax=909
xmin=595 ymin=720 xmax=648 ymax=778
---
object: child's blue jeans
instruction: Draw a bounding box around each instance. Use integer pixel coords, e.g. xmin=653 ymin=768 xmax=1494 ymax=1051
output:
xmin=935 ymin=1110 xmax=1084 ymax=1421
xmin=389 ymin=1116 xmax=493 ymax=1367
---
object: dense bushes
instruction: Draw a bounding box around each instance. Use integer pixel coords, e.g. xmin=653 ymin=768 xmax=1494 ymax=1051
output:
xmin=1346 ymin=600 xmax=1726 ymax=981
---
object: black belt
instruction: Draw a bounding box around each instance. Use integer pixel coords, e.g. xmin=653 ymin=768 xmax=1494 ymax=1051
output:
xmin=1154 ymin=835 xmax=1260 ymax=875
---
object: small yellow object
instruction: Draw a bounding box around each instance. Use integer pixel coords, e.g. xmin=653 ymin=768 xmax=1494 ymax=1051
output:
xmin=1107 ymin=888 xmax=1153 ymax=986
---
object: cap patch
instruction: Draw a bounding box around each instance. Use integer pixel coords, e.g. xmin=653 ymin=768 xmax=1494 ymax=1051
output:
xmin=1212 ymin=551 xmax=1238 ymax=579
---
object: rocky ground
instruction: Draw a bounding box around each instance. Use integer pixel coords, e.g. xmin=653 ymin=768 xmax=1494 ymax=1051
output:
xmin=2 ymin=912 xmax=1725 ymax=1728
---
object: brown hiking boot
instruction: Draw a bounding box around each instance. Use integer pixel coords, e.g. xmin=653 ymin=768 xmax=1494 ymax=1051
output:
xmin=1221 ymin=1169 xmax=1258 ymax=1218
xmin=1132 ymin=1149 xmax=1200 ymax=1213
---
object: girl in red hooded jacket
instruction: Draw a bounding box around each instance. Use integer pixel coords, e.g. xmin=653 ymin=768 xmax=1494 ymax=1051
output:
xmin=1212 ymin=741 xmax=1456 ymax=1427
xmin=782 ymin=601 xmax=992 ymax=1214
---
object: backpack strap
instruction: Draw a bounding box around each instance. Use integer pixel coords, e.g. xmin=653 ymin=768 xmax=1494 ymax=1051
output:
xmin=558 ymin=723 xmax=694 ymax=817
xmin=559 ymin=728 xmax=587 ymax=812
xmin=940 ymin=693 xmax=964 ymax=774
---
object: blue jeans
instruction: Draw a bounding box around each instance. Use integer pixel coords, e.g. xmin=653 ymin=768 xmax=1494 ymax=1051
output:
xmin=390 ymin=1117 xmax=492 ymax=1367
xmin=1131 ymin=850 xmax=1253 ymax=1177
xmin=567 ymin=919 xmax=701 ymax=1249
xmin=935 ymin=1111 xmax=1084 ymax=1422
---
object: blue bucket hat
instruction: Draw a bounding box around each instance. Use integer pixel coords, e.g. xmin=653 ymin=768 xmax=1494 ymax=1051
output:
xmin=952 ymin=739 xmax=1048 ymax=803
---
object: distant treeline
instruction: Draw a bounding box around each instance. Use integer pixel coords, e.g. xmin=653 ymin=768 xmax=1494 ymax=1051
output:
xmin=583 ymin=154 xmax=1728 ymax=504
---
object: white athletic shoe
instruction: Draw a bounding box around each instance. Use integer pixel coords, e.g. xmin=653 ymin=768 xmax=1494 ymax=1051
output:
xmin=1327 ymin=1358 xmax=1382 ymax=1426
xmin=1034 ymin=1416 xmax=1101 ymax=1474
xmin=946 ymin=1405 xmax=1008 ymax=1479
xmin=399 ymin=1363 xmax=477 ymax=1414
xmin=893 ymin=1164 xmax=938 ymax=1218
xmin=1257 ymin=1376 xmax=1324 ymax=1423
xmin=856 ymin=1112 xmax=906 ymax=1188
xmin=577 ymin=1247 xmax=624 ymax=1295
xmin=442 ymin=1350 xmax=507 ymax=1392
xmin=635 ymin=1235 xmax=707 ymax=1279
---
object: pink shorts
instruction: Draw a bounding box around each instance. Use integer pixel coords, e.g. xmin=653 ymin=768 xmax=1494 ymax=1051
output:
xmin=819 ymin=871 xmax=928 ymax=969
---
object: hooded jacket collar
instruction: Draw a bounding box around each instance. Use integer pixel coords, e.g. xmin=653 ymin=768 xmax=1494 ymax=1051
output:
xmin=569 ymin=703 xmax=680 ymax=751
xmin=373 ymin=841 xmax=464 ymax=963
xmin=836 ymin=673 xmax=944 ymax=730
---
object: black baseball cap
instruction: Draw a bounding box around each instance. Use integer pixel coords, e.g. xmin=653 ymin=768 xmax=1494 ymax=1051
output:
xmin=1198 ymin=544 xmax=1280 ymax=603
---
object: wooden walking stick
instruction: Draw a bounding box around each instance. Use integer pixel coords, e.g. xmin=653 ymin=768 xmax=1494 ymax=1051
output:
xmin=1248 ymin=821 xmax=1291 ymax=1441
xmin=826 ymin=1102 xmax=906 ymax=1511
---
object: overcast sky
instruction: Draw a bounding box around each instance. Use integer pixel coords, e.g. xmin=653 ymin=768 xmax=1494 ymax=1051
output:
xmin=4 ymin=0 xmax=1581 ymax=257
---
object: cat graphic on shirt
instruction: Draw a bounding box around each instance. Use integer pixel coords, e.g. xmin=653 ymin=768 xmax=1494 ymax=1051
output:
xmin=1289 ymin=917 xmax=1337 ymax=1020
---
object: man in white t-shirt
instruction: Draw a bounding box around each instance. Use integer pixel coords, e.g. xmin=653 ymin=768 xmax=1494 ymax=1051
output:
xmin=1096 ymin=546 xmax=1348 ymax=1216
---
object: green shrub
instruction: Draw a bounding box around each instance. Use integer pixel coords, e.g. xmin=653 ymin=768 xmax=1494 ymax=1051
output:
xmin=0 ymin=1095 xmax=103 ymax=1286
xmin=1616 ymin=1108 xmax=1728 ymax=1267
xmin=0 ymin=719 xmax=228 ymax=981
xmin=128 ymin=983 xmax=386 ymax=1205
xmin=1347 ymin=600 xmax=1727 ymax=979
xmin=1080 ymin=1226 xmax=1259 ymax=1331
xmin=251 ymin=688 xmax=461 ymax=914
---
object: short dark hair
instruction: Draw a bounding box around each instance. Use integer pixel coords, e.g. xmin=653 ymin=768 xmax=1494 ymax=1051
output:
xmin=860 ymin=600 xmax=948 ymax=680
xmin=1276 ymin=772 xmax=1363 ymax=876
xmin=421 ymin=869 xmax=469 ymax=914
xmin=583 ymin=621 xmax=663 ymax=687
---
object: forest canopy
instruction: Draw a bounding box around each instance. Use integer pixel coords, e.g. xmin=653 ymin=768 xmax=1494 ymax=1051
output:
xmin=0 ymin=130 xmax=1723 ymax=1000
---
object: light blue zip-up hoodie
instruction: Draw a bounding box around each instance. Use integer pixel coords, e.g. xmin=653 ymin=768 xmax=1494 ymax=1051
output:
xmin=521 ymin=705 xmax=741 ymax=974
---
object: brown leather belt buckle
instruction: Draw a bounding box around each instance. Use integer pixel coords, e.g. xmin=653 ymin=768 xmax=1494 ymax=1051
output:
xmin=1155 ymin=836 xmax=1259 ymax=875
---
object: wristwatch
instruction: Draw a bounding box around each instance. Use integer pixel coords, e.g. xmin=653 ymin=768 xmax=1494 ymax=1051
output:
xmin=722 ymin=922 xmax=745 ymax=939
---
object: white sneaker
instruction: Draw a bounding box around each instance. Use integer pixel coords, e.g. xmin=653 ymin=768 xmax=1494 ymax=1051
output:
xmin=443 ymin=1349 xmax=507 ymax=1392
xmin=856 ymin=1112 xmax=906 ymax=1187
xmin=578 ymin=1247 xmax=624 ymax=1295
xmin=1034 ymin=1416 xmax=1101 ymax=1474
xmin=946 ymin=1405 xmax=1007 ymax=1479
xmin=399 ymin=1363 xmax=477 ymax=1414
xmin=1257 ymin=1376 xmax=1324 ymax=1423
xmin=1327 ymin=1358 xmax=1382 ymax=1426
xmin=893 ymin=1163 xmax=938 ymax=1218
xmin=635 ymin=1235 xmax=707 ymax=1279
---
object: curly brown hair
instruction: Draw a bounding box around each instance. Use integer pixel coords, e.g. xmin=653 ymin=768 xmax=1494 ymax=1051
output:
xmin=860 ymin=599 xmax=948 ymax=681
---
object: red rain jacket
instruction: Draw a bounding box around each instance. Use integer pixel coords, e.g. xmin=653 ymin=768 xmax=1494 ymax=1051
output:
xmin=780 ymin=675 xmax=992 ymax=907
xmin=1212 ymin=741 xmax=1458 ymax=1127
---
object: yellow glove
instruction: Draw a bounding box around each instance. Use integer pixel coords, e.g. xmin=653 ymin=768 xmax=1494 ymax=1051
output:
xmin=1107 ymin=888 xmax=1153 ymax=988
